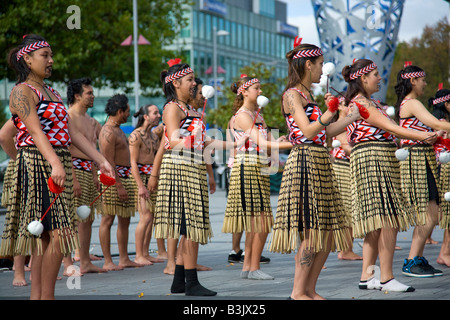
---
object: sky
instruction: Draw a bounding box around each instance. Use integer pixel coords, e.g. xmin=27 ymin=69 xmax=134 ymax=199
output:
xmin=283 ymin=0 xmax=450 ymax=45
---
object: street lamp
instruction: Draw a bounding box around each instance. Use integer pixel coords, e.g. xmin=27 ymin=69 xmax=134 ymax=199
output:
xmin=213 ymin=26 xmax=230 ymax=109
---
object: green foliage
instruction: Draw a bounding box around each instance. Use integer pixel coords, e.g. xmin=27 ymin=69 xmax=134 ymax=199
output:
xmin=207 ymin=62 xmax=288 ymax=134
xmin=0 ymin=0 xmax=191 ymax=93
xmin=386 ymin=18 xmax=449 ymax=108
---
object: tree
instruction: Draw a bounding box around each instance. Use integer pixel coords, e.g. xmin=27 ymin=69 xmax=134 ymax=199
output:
xmin=386 ymin=18 xmax=449 ymax=108
xmin=207 ymin=62 xmax=288 ymax=134
xmin=0 ymin=0 xmax=191 ymax=93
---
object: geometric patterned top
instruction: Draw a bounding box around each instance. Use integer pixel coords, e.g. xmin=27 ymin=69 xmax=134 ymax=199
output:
xmin=12 ymin=83 xmax=71 ymax=148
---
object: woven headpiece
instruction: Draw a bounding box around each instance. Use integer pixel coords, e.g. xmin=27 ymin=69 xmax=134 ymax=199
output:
xmin=401 ymin=70 xmax=426 ymax=79
xmin=433 ymin=94 xmax=450 ymax=105
xmin=237 ymin=74 xmax=259 ymax=95
xmin=165 ymin=67 xmax=194 ymax=84
xmin=16 ymin=41 xmax=51 ymax=61
xmin=349 ymin=62 xmax=377 ymax=80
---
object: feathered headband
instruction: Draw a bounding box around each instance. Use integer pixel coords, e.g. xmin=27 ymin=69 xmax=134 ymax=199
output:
xmin=164 ymin=58 xmax=194 ymax=84
xmin=292 ymin=36 xmax=323 ymax=60
xmin=237 ymin=74 xmax=259 ymax=95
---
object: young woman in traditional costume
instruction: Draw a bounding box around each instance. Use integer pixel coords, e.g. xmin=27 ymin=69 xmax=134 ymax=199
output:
xmin=343 ymin=59 xmax=436 ymax=293
xmin=330 ymin=98 xmax=362 ymax=261
xmin=394 ymin=64 xmax=449 ymax=278
xmin=1 ymin=34 xmax=114 ymax=299
xmin=430 ymin=88 xmax=450 ymax=267
xmin=154 ymin=60 xmax=216 ymax=296
xmin=223 ymin=75 xmax=292 ymax=280
xmin=269 ymin=38 xmax=361 ymax=300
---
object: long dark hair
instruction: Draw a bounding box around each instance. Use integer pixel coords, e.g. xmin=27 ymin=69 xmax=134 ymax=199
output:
xmin=160 ymin=63 xmax=191 ymax=103
xmin=394 ymin=65 xmax=425 ymax=120
xmin=341 ymin=59 xmax=373 ymax=105
xmin=133 ymin=104 xmax=153 ymax=129
xmin=7 ymin=34 xmax=48 ymax=84
xmin=430 ymin=89 xmax=450 ymax=121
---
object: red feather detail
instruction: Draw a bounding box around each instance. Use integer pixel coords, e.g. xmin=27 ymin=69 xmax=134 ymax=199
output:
xmin=354 ymin=101 xmax=370 ymax=119
xmin=327 ymin=97 xmax=339 ymax=112
xmin=167 ymin=58 xmax=182 ymax=67
xmin=48 ymin=177 xmax=64 ymax=194
xmin=293 ymin=36 xmax=302 ymax=48
xmin=352 ymin=58 xmax=357 ymax=64
xmin=184 ymin=136 xmax=194 ymax=149
xmin=240 ymin=74 xmax=247 ymax=78
xmin=439 ymin=83 xmax=444 ymax=90
xmin=435 ymin=136 xmax=450 ymax=149
xmin=99 ymin=174 xmax=116 ymax=186
xmin=404 ymin=61 xmax=412 ymax=67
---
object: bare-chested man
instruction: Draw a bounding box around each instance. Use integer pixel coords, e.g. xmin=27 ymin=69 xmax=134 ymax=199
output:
xmin=98 ymin=94 xmax=142 ymax=270
xmin=129 ymin=104 xmax=167 ymax=265
xmin=65 ymin=78 xmax=106 ymax=275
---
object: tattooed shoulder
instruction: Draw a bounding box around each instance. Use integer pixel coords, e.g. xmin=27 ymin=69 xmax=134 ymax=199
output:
xmin=10 ymin=85 xmax=32 ymax=120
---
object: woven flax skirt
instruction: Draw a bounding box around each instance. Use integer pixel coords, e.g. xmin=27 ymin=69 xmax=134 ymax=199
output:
xmin=439 ymin=163 xmax=450 ymax=229
xmin=332 ymin=158 xmax=352 ymax=219
xmin=350 ymin=141 xmax=416 ymax=238
xmin=0 ymin=146 xmax=78 ymax=256
xmin=400 ymin=144 xmax=439 ymax=226
xmin=73 ymin=167 xmax=101 ymax=222
xmin=222 ymin=152 xmax=273 ymax=234
xmin=270 ymin=144 xmax=351 ymax=254
xmin=154 ymin=150 xmax=212 ymax=245
xmin=1 ymin=159 xmax=16 ymax=208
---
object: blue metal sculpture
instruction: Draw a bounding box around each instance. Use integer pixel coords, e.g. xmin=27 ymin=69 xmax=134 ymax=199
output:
xmin=312 ymin=0 xmax=405 ymax=101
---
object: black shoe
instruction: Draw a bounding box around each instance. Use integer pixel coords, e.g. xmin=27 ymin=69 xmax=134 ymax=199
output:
xmin=239 ymin=252 xmax=271 ymax=264
xmin=228 ymin=249 xmax=243 ymax=263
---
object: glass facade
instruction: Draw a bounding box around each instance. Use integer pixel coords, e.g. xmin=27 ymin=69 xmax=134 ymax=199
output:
xmin=179 ymin=0 xmax=298 ymax=99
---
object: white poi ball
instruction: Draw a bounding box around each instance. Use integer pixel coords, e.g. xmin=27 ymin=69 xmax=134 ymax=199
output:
xmin=257 ymin=95 xmax=269 ymax=108
xmin=77 ymin=205 xmax=91 ymax=220
xmin=445 ymin=192 xmax=450 ymax=202
xmin=27 ymin=220 xmax=44 ymax=236
xmin=395 ymin=148 xmax=409 ymax=161
xmin=201 ymin=85 xmax=215 ymax=99
xmin=318 ymin=74 xmax=328 ymax=88
xmin=439 ymin=152 xmax=450 ymax=164
xmin=386 ymin=106 xmax=395 ymax=117
xmin=322 ymin=62 xmax=336 ymax=76
xmin=331 ymin=139 xmax=341 ymax=148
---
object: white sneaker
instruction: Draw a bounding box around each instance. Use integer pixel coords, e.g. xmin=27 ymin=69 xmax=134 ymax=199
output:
xmin=381 ymin=278 xmax=415 ymax=292
xmin=359 ymin=277 xmax=382 ymax=290
xmin=248 ymin=269 xmax=274 ymax=280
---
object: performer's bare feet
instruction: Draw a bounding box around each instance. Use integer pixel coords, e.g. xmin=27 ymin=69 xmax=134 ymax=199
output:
xmin=156 ymin=252 xmax=168 ymax=260
xmin=338 ymin=251 xmax=363 ymax=260
xmin=164 ymin=260 xmax=176 ymax=275
xmin=12 ymin=275 xmax=28 ymax=287
xmin=102 ymin=261 xmax=123 ymax=271
xmin=134 ymin=256 xmax=154 ymax=266
xmin=64 ymin=265 xmax=82 ymax=277
xmin=119 ymin=258 xmax=144 ymax=269
xmin=80 ymin=262 xmax=108 ymax=274
xmin=197 ymin=264 xmax=212 ymax=271
xmin=426 ymin=238 xmax=439 ymax=245
xmin=437 ymin=254 xmax=450 ymax=267
xmin=145 ymin=255 xmax=165 ymax=263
